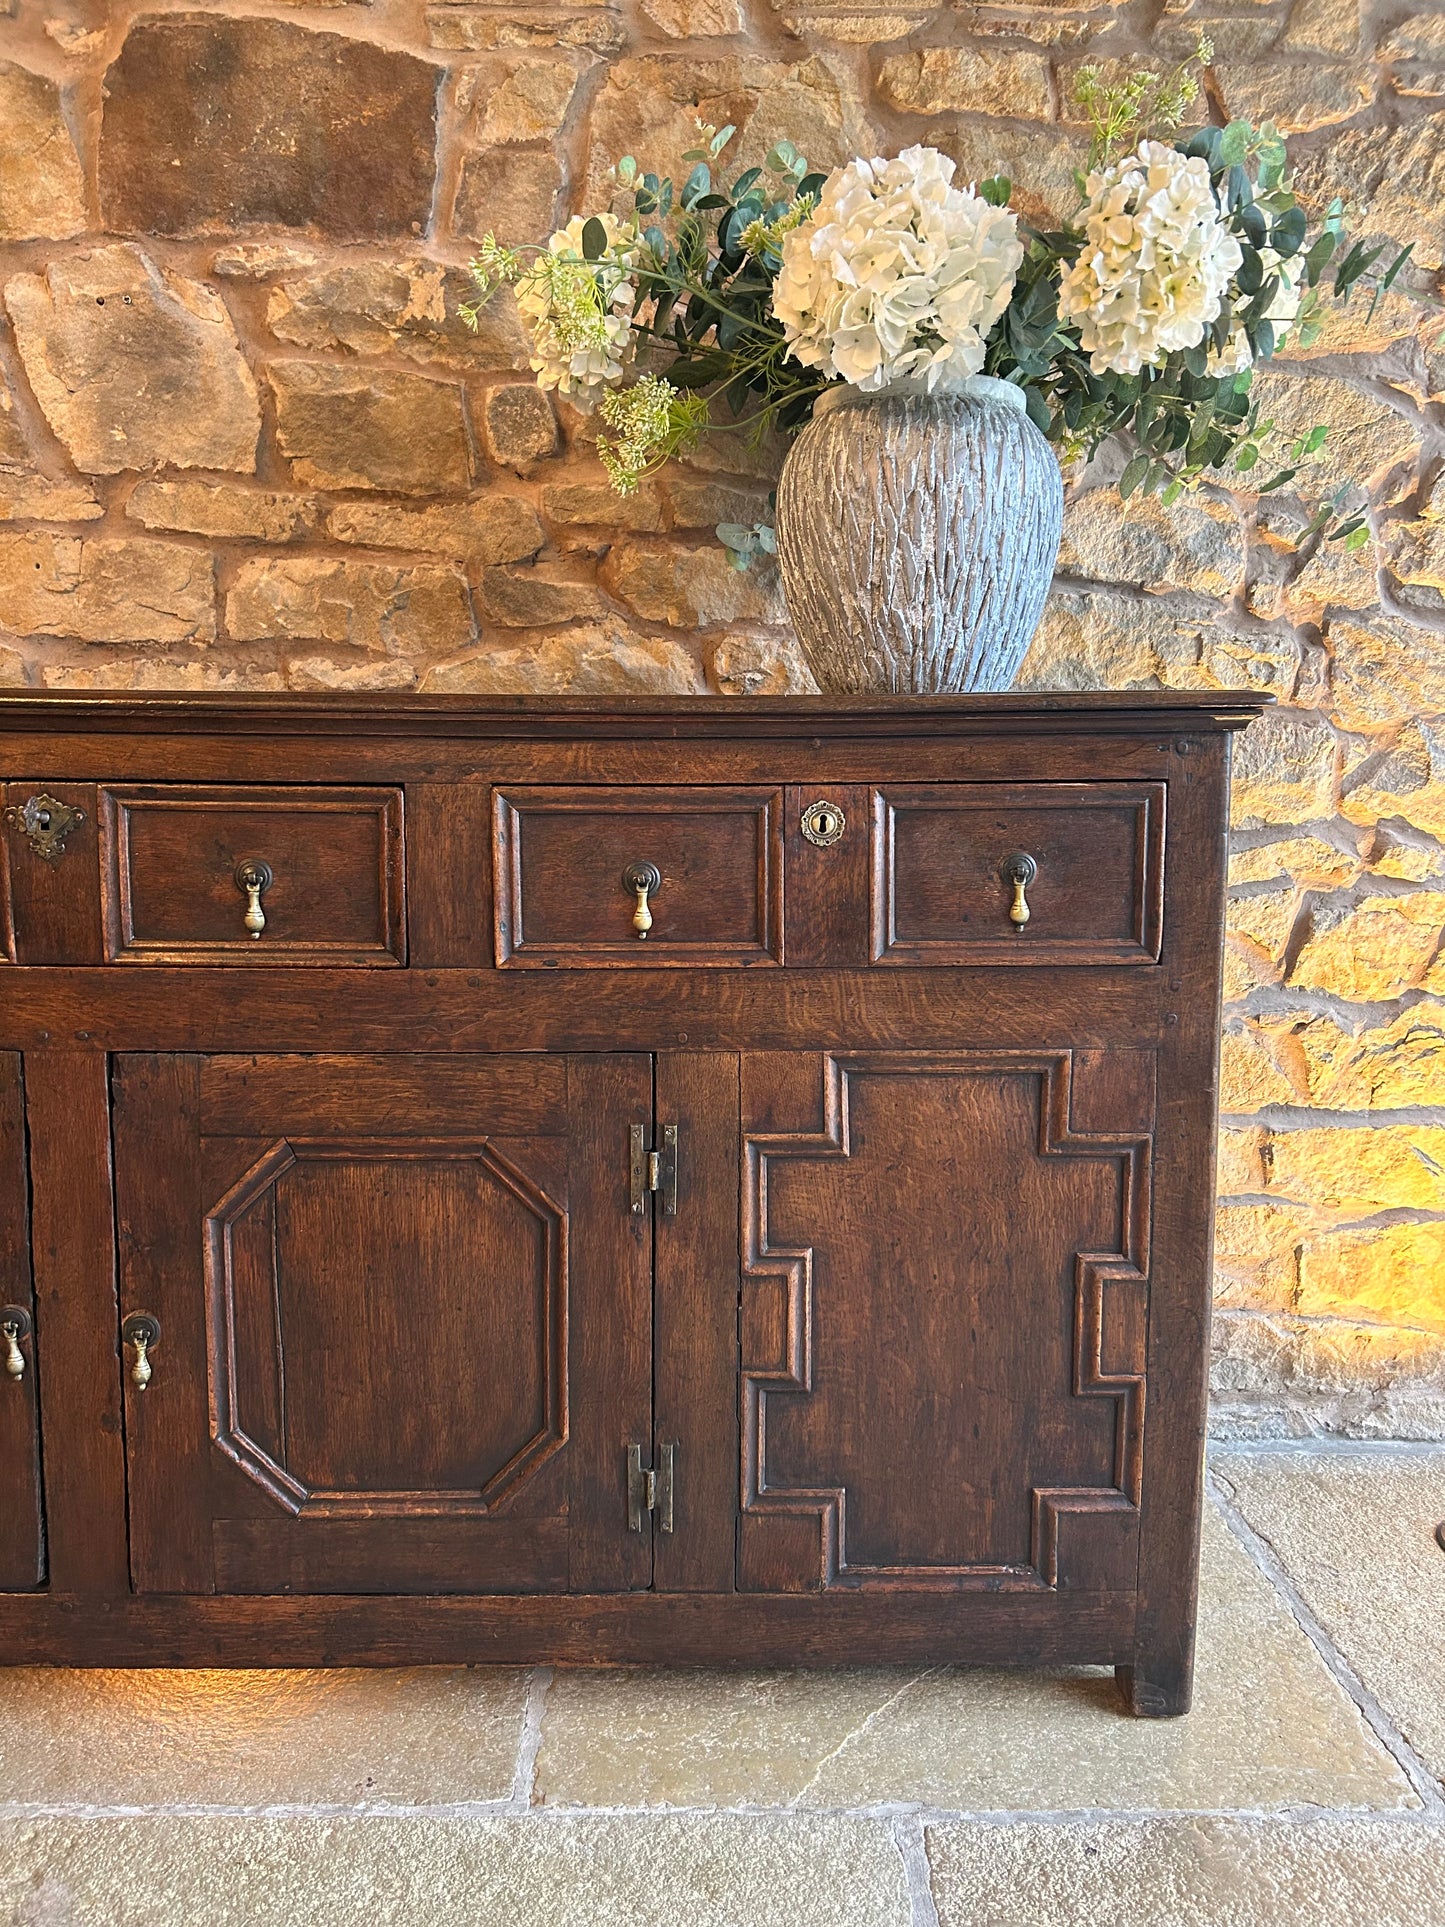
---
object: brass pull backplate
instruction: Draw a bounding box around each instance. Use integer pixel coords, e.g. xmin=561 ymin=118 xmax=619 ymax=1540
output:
xmin=622 ymin=861 xmax=661 ymax=940
xmin=234 ymin=858 xmax=273 ymax=940
xmin=122 ymin=1311 xmax=160 ymax=1391
xmin=1 ymin=1305 xmax=31 ymax=1382
xmin=1001 ymin=851 xmax=1038 ymax=931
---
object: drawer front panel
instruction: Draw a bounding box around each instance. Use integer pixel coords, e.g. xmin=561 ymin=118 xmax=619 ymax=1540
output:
xmin=494 ymin=785 xmax=784 ymax=967
xmin=102 ymin=786 xmax=406 ymax=965
xmin=873 ymin=782 xmax=1165 ymax=966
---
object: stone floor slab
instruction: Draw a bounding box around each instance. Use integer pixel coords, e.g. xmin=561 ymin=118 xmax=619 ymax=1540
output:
xmin=0 ymin=1667 xmax=528 ymax=1809
xmin=0 ymin=1814 xmax=912 ymax=1926
xmin=927 ymin=1818 xmax=1445 ymax=1925
xmin=534 ymin=1504 xmax=1413 ymax=1813
xmin=1215 ymin=1446 xmax=1445 ymax=1788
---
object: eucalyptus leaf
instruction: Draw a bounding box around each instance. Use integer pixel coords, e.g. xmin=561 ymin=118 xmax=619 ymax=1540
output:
xmin=581 ymin=216 xmax=608 ymax=261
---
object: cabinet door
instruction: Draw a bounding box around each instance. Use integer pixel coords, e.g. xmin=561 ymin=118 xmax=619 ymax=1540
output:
xmin=115 ymin=1053 xmax=653 ymax=1596
xmin=740 ymin=1049 xmax=1154 ymax=1597
xmin=0 ymin=1054 xmax=44 ymax=1588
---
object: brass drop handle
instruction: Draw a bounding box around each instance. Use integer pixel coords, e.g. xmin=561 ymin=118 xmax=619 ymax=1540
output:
xmin=122 ymin=1312 xmax=160 ymax=1392
xmin=234 ymin=858 xmax=273 ymax=939
xmin=1 ymin=1305 xmax=31 ymax=1382
xmin=622 ymin=861 xmax=661 ymax=941
xmin=1001 ymin=851 xmax=1038 ymax=931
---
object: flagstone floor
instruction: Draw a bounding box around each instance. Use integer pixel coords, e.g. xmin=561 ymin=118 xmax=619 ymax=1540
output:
xmin=1 ymin=1443 xmax=1442 ymax=1925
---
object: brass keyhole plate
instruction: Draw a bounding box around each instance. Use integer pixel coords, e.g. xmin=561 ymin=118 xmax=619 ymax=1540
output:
xmin=801 ymin=799 xmax=847 ymax=847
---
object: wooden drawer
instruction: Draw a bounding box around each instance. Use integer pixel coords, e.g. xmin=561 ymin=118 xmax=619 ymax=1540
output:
xmin=101 ymin=786 xmax=405 ymax=965
xmin=872 ymin=782 xmax=1165 ymax=966
xmin=494 ymin=785 xmax=784 ymax=967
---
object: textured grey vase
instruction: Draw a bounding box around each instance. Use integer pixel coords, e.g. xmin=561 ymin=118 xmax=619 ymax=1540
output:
xmin=775 ymin=374 xmax=1064 ymax=694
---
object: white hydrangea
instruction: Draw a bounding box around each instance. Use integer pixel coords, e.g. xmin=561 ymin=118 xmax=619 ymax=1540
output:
xmin=1058 ymin=140 xmax=1243 ymax=376
xmin=516 ymin=214 xmax=639 ymax=401
xmin=772 ymin=144 xmax=1024 ymax=392
xmin=1206 ymin=247 xmax=1304 ymax=375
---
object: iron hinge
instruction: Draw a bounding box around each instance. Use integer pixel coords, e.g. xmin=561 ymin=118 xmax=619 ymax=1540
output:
xmin=627 ymin=1441 xmax=676 ymax=1533
xmin=629 ymin=1122 xmax=678 ymax=1216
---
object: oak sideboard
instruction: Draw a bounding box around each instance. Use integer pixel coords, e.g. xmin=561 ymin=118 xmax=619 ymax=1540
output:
xmin=0 ymin=690 xmax=1267 ymax=1715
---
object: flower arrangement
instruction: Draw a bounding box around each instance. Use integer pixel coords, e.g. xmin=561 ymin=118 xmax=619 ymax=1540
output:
xmin=465 ymin=51 xmax=1411 ymax=561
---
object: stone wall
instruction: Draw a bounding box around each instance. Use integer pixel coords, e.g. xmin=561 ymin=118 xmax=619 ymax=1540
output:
xmin=1 ymin=0 xmax=1443 ymax=1433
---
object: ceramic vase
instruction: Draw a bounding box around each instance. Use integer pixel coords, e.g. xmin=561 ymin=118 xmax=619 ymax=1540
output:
xmin=775 ymin=373 xmax=1064 ymax=694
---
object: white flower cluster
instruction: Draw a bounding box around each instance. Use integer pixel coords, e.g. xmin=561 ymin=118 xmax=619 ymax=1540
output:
xmin=772 ymin=145 xmax=1023 ymax=392
xmin=516 ymin=214 xmax=639 ymax=400
xmin=1058 ymin=140 xmax=1243 ymax=376
xmin=1207 ymin=246 xmax=1303 ymax=374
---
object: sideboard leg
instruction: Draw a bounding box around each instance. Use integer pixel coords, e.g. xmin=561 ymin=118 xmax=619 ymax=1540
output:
xmin=1116 ymin=1660 xmax=1192 ymax=1719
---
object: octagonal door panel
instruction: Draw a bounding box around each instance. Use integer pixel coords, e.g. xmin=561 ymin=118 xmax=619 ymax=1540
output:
xmin=115 ymin=1053 xmax=653 ymax=1596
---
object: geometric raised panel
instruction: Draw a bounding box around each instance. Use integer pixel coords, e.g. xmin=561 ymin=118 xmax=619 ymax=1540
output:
xmin=741 ymin=1050 xmax=1151 ymax=1593
xmin=206 ymin=1139 xmax=566 ymax=1518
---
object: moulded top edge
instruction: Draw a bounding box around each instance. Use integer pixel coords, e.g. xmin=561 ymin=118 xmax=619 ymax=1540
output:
xmin=0 ymin=690 xmax=1275 ymax=740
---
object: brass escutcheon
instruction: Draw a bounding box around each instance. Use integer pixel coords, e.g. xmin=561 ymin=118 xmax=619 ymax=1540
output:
xmin=3 ymin=794 xmax=85 ymax=866
xmin=801 ymin=799 xmax=847 ymax=847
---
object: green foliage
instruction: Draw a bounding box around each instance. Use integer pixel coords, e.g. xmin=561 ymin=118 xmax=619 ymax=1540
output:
xmin=1072 ymin=37 xmax=1213 ymax=167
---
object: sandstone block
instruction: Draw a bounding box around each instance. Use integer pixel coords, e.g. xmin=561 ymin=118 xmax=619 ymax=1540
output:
xmin=640 ymin=0 xmax=745 ymax=33
xmin=542 ymin=478 xmax=666 ymax=531
xmin=1230 ymin=706 xmax=1338 ymax=828
xmin=928 ymin=121 xmax=1089 ymax=225
xmin=1342 ymin=720 xmax=1445 ymax=837
xmin=461 ymin=55 xmax=584 ymax=143
xmin=1216 ymin=61 xmax=1375 ymax=133
xmin=1253 ymin=1123 xmax=1445 ymax=1217
xmin=1059 ymin=488 xmax=1244 ymax=598
xmin=0 ymin=61 xmax=87 ymax=242
xmin=126 ymin=481 xmax=314 ymax=543
xmin=877 ymin=46 xmax=1052 ymax=120
xmin=454 ymin=150 xmax=564 ymax=249
xmin=1288 ymin=890 xmax=1445 ymax=1000
xmin=600 ymin=540 xmax=786 ymax=626
xmin=708 ymin=629 xmax=818 ymax=695
xmin=1293 ymin=114 xmax=1445 ymax=269
xmin=1228 ymin=833 xmax=1362 ymax=889
xmin=267 ymin=259 xmax=526 ymax=372
xmin=39 ymin=660 xmax=287 ymax=692
xmin=227 ymin=556 xmax=473 ymax=656
xmin=1219 ymin=1022 xmax=1300 ymax=1113
xmin=1299 ymin=1222 xmax=1445 ymax=1337
xmin=5 ymin=246 xmax=261 ymax=476
xmin=0 ymin=476 xmax=103 ymax=522
xmin=287 ymin=657 xmax=420 ymax=692
xmin=1379 ymin=16 xmax=1445 ymax=59
xmin=269 ymin=364 xmax=471 ymax=495
xmin=211 ymin=242 xmax=322 ymax=281
xmin=584 ymin=57 xmax=855 ymax=205
xmin=422 ymin=619 xmax=707 ymax=692
xmin=428 ymin=6 xmax=628 ymax=56
xmin=99 ymin=15 xmax=439 ymax=239
xmin=1327 ymin=611 xmax=1445 ymax=735
xmin=0 ymin=648 xmax=26 ymax=688
xmin=326 ymin=495 xmax=544 ymax=564
xmin=1249 ymin=1000 xmax=1445 ymax=1111
xmin=666 ymin=477 xmax=772 ymax=529
xmin=0 ymin=383 xmax=30 ymax=468
xmin=1285 ymin=531 xmax=1378 ymax=616
xmin=1246 ymin=369 xmax=1416 ymax=494
xmin=1226 ymin=886 xmax=1302 ymax=960
xmin=1221 ymin=934 xmax=1284 ymax=1001
xmin=1283 ymin=0 xmax=1360 ymax=56
xmin=478 ymin=560 xmax=604 ymax=625
xmin=480 ymin=385 xmax=559 ymax=471
xmin=0 ymin=533 xmax=214 ymax=643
